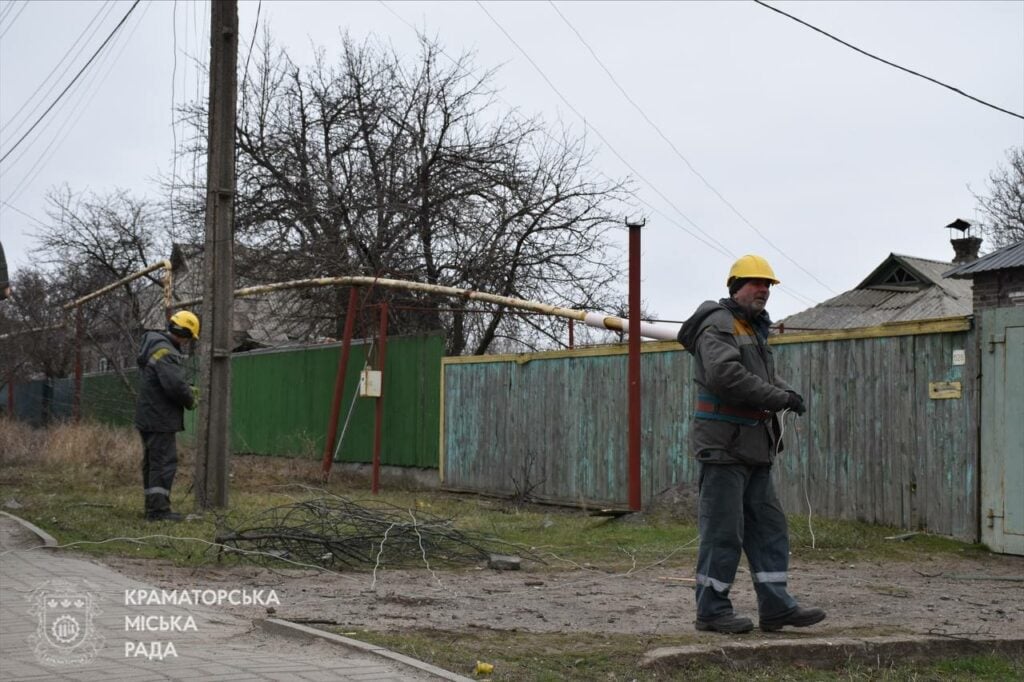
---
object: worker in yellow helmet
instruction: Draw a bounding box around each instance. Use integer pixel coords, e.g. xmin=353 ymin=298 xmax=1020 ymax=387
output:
xmin=133 ymin=310 xmax=200 ymax=522
xmin=676 ymin=255 xmax=825 ymax=634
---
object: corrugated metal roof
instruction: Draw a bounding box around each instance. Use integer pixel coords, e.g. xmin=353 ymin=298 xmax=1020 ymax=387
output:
xmin=944 ymin=240 xmax=1024 ymax=278
xmin=778 ymin=253 xmax=972 ymax=331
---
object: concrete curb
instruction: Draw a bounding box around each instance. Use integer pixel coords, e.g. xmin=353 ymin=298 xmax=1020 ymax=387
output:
xmin=255 ymin=617 xmax=476 ymax=682
xmin=0 ymin=511 xmax=57 ymax=548
xmin=641 ymin=634 xmax=1024 ymax=671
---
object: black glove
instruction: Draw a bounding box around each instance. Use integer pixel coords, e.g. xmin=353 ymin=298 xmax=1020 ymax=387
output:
xmin=785 ymin=390 xmax=807 ymax=416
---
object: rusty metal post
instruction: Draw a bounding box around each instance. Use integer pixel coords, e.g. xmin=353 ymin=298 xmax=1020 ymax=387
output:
xmin=372 ymin=301 xmax=389 ymax=495
xmin=568 ymin=318 xmax=575 ymax=349
xmin=321 ymin=288 xmax=360 ymax=479
xmin=73 ymin=306 xmax=83 ymax=422
xmin=626 ymin=217 xmax=645 ymax=511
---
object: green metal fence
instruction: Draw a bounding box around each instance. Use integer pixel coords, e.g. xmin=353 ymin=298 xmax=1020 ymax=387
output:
xmin=228 ymin=334 xmax=443 ymax=467
xmin=7 ymin=333 xmax=443 ymax=469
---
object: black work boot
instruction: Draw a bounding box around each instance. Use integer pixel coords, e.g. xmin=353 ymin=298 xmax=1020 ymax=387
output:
xmin=146 ymin=511 xmax=184 ymax=522
xmin=695 ymin=613 xmax=754 ymax=634
xmin=760 ymin=606 xmax=826 ymax=632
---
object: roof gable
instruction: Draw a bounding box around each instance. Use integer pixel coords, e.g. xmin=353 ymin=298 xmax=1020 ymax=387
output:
xmin=778 ymin=252 xmax=972 ymax=332
xmin=857 ymin=254 xmax=942 ymax=291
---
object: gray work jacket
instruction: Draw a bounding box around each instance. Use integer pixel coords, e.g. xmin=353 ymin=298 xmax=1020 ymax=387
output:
xmin=134 ymin=331 xmax=195 ymax=432
xmin=678 ymin=299 xmax=793 ymax=465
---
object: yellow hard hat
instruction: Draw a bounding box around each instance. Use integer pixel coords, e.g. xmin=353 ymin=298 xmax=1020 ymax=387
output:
xmin=727 ymin=255 xmax=780 ymax=286
xmin=168 ymin=310 xmax=200 ymax=340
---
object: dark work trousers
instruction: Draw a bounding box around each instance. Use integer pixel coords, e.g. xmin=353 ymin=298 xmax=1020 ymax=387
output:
xmin=140 ymin=431 xmax=178 ymax=516
xmin=694 ymin=462 xmax=798 ymax=621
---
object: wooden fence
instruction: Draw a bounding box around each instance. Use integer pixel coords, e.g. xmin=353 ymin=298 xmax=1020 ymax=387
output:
xmin=441 ymin=317 xmax=979 ymax=541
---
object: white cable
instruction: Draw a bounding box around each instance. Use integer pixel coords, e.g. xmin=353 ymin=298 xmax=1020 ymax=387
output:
xmin=332 ymin=340 xmax=374 ymax=462
xmin=779 ymin=407 xmax=816 ymax=549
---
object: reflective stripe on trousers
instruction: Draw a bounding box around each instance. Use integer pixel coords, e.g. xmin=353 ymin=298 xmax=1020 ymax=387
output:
xmin=694 ymin=462 xmax=798 ymax=620
xmin=140 ymin=431 xmax=178 ymax=515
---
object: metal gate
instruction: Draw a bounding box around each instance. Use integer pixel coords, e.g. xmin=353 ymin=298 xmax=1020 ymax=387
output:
xmin=980 ymin=307 xmax=1024 ymax=555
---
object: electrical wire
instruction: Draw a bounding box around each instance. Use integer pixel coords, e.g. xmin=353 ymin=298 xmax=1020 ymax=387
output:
xmin=753 ymin=0 xmax=1024 ymax=121
xmin=170 ymin=0 xmax=179 ymax=234
xmin=0 ymin=1 xmax=114 ymax=139
xmin=0 ymin=0 xmax=142 ymax=165
xmin=472 ymin=2 xmax=823 ymax=307
xmin=549 ymin=1 xmax=838 ymax=296
xmin=2 ymin=1 xmax=149 ymax=205
xmin=0 ymin=0 xmax=28 ymax=40
xmin=0 ymin=200 xmax=48 ymax=229
xmin=377 ymin=0 xmax=821 ymax=311
xmin=241 ymin=0 xmax=262 ymax=91
xmin=777 ymin=407 xmax=815 ymax=549
xmin=473 ymin=1 xmax=735 ymax=262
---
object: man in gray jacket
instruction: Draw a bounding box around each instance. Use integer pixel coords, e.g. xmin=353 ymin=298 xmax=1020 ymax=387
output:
xmin=134 ymin=310 xmax=200 ymax=521
xmin=677 ymin=255 xmax=825 ymax=634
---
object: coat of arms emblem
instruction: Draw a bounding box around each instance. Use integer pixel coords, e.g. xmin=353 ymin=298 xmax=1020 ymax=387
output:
xmin=28 ymin=578 xmax=104 ymax=665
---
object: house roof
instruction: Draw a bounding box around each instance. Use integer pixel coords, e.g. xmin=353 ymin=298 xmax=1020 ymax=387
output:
xmin=778 ymin=253 xmax=973 ymax=331
xmin=944 ymin=240 xmax=1024 ymax=278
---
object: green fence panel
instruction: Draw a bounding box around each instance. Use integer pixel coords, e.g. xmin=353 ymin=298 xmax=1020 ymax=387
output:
xmin=229 ymin=334 xmax=442 ymax=467
xmin=81 ymin=370 xmax=138 ymax=427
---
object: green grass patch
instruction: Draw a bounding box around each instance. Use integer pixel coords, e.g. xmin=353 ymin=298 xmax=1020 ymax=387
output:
xmin=0 ymin=419 xmax=995 ymax=570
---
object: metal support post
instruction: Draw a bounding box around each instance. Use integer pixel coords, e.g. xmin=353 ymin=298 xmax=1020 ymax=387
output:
xmin=321 ymin=288 xmax=360 ymax=480
xmin=372 ymin=301 xmax=389 ymax=495
xmin=627 ymin=217 xmax=645 ymax=511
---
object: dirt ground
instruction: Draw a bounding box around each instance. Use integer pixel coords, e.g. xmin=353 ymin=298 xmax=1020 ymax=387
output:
xmin=97 ymin=547 xmax=1024 ymax=643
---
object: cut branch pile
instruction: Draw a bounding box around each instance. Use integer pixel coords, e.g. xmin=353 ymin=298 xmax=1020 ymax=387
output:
xmin=214 ymin=494 xmax=523 ymax=570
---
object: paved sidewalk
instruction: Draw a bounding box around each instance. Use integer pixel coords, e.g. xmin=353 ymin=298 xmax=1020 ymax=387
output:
xmin=0 ymin=514 xmax=446 ymax=681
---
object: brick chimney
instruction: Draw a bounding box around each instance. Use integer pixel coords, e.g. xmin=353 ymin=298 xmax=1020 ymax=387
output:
xmin=946 ymin=218 xmax=982 ymax=265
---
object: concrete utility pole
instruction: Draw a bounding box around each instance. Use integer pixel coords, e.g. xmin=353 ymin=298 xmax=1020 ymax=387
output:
xmin=195 ymin=0 xmax=238 ymax=509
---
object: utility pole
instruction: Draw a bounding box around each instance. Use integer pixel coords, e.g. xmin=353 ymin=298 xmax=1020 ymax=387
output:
xmin=195 ymin=0 xmax=238 ymax=510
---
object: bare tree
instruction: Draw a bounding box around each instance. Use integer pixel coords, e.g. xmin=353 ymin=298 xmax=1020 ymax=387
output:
xmin=175 ymin=33 xmax=629 ymax=354
xmin=973 ymin=146 xmax=1024 ymax=249
xmin=0 ymin=269 xmax=75 ymax=381
xmin=29 ymin=187 xmax=172 ymax=374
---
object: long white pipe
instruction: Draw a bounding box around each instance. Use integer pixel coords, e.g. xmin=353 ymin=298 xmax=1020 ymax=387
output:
xmin=173 ymin=275 xmax=681 ymax=341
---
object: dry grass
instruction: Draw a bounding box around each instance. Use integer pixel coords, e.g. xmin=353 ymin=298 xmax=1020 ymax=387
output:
xmin=0 ymin=417 xmax=327 ymax=491
xmin=1 ymin=417 xmax=152 ymax=485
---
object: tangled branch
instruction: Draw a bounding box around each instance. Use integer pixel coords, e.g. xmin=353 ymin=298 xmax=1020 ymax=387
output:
xmin=214 ymin=492 xmax=528 ymax=570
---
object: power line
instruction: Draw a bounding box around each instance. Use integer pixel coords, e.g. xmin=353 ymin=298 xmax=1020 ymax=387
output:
xmin=1 ymin=1 xmax=115 ymax=137
xmin=753 ymin=0 xmax=1024 ymax=121
xmin=380 ymin=1 xmax=819 ymax=305
xmin=378 ymin=1 xmax=819 ymax=309
xmin=242 ymin=0 xmax=262 ymax=87
xmin=2 ymin=1 xmax=148 ymax=204
xmin=473 ymin=1 xmax=735 ymax=261
xmin=0 ymin=0 xmax=29 ymax=40
xmin=0 ymin=200 xmax=48 ymax=228
xmin=474 ymin=2 xmax=822 ymax=306
xmin=0 ymin=0 xmax=142 ymax=165
xmin=548 ymin=1 xmax=838 ymax=296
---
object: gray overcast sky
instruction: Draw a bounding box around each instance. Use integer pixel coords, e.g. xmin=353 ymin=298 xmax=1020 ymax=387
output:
xmin=1 ymin=0 xmax=1022 ymax=323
